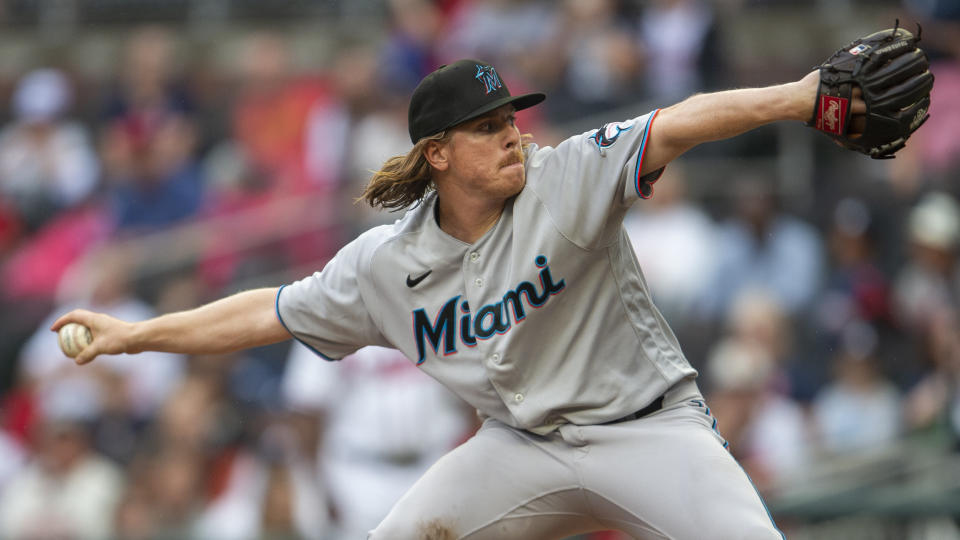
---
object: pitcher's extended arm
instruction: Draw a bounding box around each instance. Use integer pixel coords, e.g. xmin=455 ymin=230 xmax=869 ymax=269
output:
xmin=51 ymin=287 xmax=289 ymax=365
xmin=640 ymin=70 xmax=865 ymax=175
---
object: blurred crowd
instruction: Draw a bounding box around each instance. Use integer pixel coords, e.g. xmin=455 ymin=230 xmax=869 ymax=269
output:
xmin=0 ymin=0 xmax=958 ymax=538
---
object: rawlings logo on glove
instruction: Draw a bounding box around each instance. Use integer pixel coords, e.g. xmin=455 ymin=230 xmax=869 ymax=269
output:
xmin=809 ymin=22 xmax=934 ymax=159
xmin=817 ymin=95 xmax=847 ymax=135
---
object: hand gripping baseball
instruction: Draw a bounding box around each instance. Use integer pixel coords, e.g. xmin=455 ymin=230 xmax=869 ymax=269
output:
xmin=809 ymin=22 xmax=934 ymax=158
xmin=51 ymin=310 xmax=136 ymax=365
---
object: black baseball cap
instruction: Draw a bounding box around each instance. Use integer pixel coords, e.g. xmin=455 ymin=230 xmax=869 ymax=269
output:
xmin=408 ymin=59 xmax=546 ymax=143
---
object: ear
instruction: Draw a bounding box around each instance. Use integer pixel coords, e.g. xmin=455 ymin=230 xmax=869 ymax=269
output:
xmin=423 ymin=139 xmax=450 ymax=172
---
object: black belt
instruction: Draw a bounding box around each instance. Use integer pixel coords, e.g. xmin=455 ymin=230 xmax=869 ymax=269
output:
xmin=604 ymin=396 xmax=665 ymax=425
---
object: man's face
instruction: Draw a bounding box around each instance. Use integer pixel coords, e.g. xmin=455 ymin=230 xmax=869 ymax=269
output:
xmin=439 ymin=105 xmax=525 ymax=201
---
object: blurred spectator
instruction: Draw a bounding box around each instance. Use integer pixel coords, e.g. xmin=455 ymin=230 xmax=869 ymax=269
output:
xmin=194 ymin=422 xmax=330 ymax=540
xmin=229 ymin=31 xmax=338 ymax=195
xmin=0 ymin=68 xmax=99 ymax=233
xmin=622 ymin=162 xmax=717 ymax=327
xmin=815 ymin=198 xmax=893 ymax=341
xmin=379 ymin=0 xmax=446 ymax=97
xmin=282 ymin=345 xmax=475 ymax=539
xmin=341 ymin=81 xmax=412 ymax=230
xmin=701 ymin=173 xmax=825 ymax=320
xmin=704 ymin=336 xmax=810 ymax=494
xmin=151 ymin=359 xmax=236 ymax=452
xmin=534 ymin=0 xmax=643 ymax=122
xmin=811 ymin=321 xmax=903 ymax=455
xmin=0 ymin=423 xmax=26 ymax=495
xmin=0 ymin=407 xmax=124 ymax=539
xmin=100 ymin=112 xmax=204 ymax=231
xmin=307 ymin=45 xmax=385 ymax=229
xmin=811 ymin=196 xmax=910 ymax=391
xmin=706 ymin=290 xmax=812 ymax=492
xmin=16 ymin=249 xmax=185 ymax=461
xmin=304 ymin=46 xmax=379 ymax=194
xmin=102 ymin=26 xmax=193 ymax=122
xmin=109 ymin=360 xmax=240 ymax=538
xmin=891 ymin=191 xmax=960 ymax=333
xmin=113 ymin=469 xmax=158 ymax=540
xmin=903 ymin=305 xmax=960 ymax=441
xmin=638 ymin=0 xmax=722 ymax=101
xmin=100 ymin=26 xmax=204 ymax=231
xmin=726 ymin=289 xmax=796 ymax=380
xmin=439 ymin=0 xmax=555 ymax=68
xmin=137 ymin=446 xmax=207 ymax=538
xmin=194 ymin=32 xmax=346 ymax=289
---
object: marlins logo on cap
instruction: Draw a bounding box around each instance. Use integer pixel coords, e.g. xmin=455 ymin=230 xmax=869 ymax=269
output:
xmin=475 ymin=65 xmax=502 ymax=94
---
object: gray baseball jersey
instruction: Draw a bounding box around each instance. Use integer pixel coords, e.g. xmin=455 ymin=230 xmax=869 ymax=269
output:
xmin=276 ymin=109 xmax=697 ymax=435
xmin=277 ymin=109 xmax=784 ymax=539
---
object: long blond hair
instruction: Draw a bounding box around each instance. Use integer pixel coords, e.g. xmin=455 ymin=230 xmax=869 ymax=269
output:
xmin=361 ymin=132 xmax=449 ymax=211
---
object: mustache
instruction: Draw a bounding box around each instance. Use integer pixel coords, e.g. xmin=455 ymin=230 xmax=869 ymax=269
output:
xmin=500 ymin=151 xmax=524 ymax=168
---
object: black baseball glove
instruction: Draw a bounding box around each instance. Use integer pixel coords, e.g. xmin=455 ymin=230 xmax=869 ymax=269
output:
xmin=809 ymin=23 xmax=934 ymax=159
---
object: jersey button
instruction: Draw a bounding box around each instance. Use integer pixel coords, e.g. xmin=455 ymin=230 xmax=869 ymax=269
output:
xmin=514 ymin=393 xmax=524 ymax=403
xmin=470 ymin=252 xmax=479 ymax=262
xmin=490 ymin=353 xmax=501 ymax=364
xmin=474 ymin=277 xmax=483 ymax=287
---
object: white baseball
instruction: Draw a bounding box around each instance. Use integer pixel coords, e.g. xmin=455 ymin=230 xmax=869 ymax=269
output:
xmin=58 ymin=323 xmax=93 ymax=358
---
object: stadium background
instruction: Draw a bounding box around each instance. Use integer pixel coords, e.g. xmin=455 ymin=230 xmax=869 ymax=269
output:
xmin=0 ymin=0 xmax=959 ymax=538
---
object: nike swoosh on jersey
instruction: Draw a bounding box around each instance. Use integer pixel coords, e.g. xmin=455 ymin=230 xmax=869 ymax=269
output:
xmin=406 ymin=270 xmax=432 ymax=288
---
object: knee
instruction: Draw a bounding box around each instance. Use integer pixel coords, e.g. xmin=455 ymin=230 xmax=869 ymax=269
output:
xmin=369 ymin=515 xmax=460 ymax=540
xmin=731 ymin=523 xmax=784 ymax=540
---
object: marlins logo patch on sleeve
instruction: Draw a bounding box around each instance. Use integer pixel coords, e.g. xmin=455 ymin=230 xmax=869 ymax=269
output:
xmin=588 ymin=121 xmax=633 ymax=151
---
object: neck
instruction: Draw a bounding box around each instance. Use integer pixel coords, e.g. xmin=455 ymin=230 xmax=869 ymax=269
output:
xmin=435 ymin=191 xmax=506 ymax=244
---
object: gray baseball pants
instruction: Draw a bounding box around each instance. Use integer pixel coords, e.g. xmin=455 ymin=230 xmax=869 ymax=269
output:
xmin=368 ymin=379 xmax=784 ymax=540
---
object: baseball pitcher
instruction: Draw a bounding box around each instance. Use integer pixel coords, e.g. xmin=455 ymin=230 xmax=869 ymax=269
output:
xmin=54 ymin=26 xmax=932 ymax=539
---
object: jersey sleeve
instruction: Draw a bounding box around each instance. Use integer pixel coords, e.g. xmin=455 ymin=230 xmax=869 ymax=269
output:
xmin=525 ymin=109 xmax=664 ymax=248
xmin=275 ymin=234 xmax=389 ymax=360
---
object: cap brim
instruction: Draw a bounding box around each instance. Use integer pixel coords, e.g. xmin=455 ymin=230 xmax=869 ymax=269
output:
xmin=445 ymin=92 xmax=546 ymax=132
